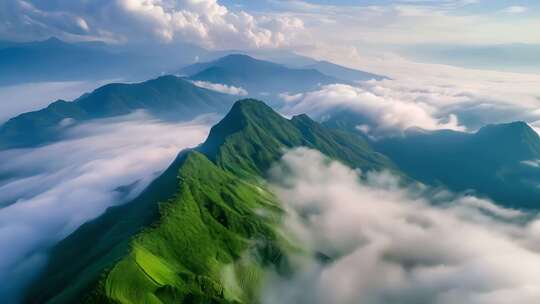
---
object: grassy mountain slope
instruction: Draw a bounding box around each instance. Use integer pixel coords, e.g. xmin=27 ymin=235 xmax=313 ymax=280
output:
xmin=26 ymin=99 xmax=396 ymax=304
xmin=24 ymin=151 xmax=191 ymax=304
xmin=376 ymin=122 xmax=540 ymax=209
xmin=103 ymin=151 xmax=286 ymax=304
xmin=0 ymin=75 xmax=234 ymax=149
xmin=183 ymin=54 xmax=344 ymax=96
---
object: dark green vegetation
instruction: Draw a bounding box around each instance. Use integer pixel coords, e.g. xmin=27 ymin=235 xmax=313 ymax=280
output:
xmin=375 ymin=122 xmax=540 ymax=209
xmin=182 ymin=54 xmax=344 ymax=97
xmin=0 ymin=75 xmax=234 ymax=149
xmin=26 ymin=99 xmax=396 ymax=304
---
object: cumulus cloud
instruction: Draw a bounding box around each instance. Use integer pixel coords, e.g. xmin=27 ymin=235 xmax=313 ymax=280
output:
xmin=0 ymin=111 xmax=214 ymax=302
xmin=0 ymin=0 xmax=304 ymax=49
xmin=0 ymin=80 xmax=110 ymax=124
xmin=264 ymin=148 xmax=540 ymax=304
xmin=356 ymin=78 xmax=540 ymax=133
xmin=280 ymin=83 xmax=465 ymax=135
xmin=191 ymin=80 xmax=248 ymax=96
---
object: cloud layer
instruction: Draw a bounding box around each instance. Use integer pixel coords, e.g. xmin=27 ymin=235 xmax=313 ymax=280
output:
xmin=265 ymin=148 xmax=540 ymax=304
xmin=279 ymin=70 xmax=540 ymax=136
xmin=0 ymin=111 xmax=214 ymax=302
xmin=192 ymin=80 xmax=248 ymax=96
xmin=0 ymin=0 xmax=304 ymax=49
xmin=280 ymin=82 xmax=465 ymax=135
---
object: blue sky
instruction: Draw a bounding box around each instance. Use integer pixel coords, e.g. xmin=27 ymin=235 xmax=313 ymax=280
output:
xmin=221 ymin=0 xmax=540 ymax=13
xmin=1 ymin=0 xmax=538 ymax=72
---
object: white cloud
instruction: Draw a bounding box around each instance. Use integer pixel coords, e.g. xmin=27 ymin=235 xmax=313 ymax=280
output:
xmin=0 ymin=0 xmax=304 ymax=49
xmin=0 ymin=111 xmax=215 ymax=302
xmin=279 ymin=92 xmax=303 ymax=103
xmin=280 ymin=83 xmax=465 ymax=134
xmin=521 ymin=159 xmax=540 ymax=168
xmin=264 ymin=148 xmax=540 ymax=304
xmin=274 ymin=1 xmax=540 ymax=46
xmin=295 ymin=47 xmax=540 ymax=132
xmin=503 ymin=6 xmax=528 ymax=14
xmin=192 ymin=80 xmax=248 ymax=96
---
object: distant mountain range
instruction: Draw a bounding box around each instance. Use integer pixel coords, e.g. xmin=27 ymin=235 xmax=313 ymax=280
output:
xmin=197 ymin=48 xmax=319 ymax=68
xmin=0 ymin=37 xmax=134 ymax=85
xmin=0 ymin=37 xmax=385 ymax=87
xmin=0 ymin=37 xmax=204 ymax=85
xmin=375 ymin=122 xmax=540 ymax=209
xmin=181 ymin=54 xmax=343 ymax=98
xmin=0 ymin=76 xmax=234 ymax=149
xmin=180 ymin=54 xmax=384 ymax=101
xmin=25 ymin=99 xmax=396 ymax=304
xmin=0 ymin=52 xmax=387 ymax=150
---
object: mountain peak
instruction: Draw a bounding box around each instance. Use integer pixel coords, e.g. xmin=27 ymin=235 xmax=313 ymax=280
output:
xmin=220 ymin=53 xmax=255 ymax=61
xmin=45 ymin=36 xmax=62 ymax=43
xmin=291 ymin=113 xmax=312 ymax=121
xmin=221 ymin=98 xmax=278 ymax=124
xmin=213 ymin=53 xmax=282 ymax=70
xmin=199 ymin=99 xmax=283 ymax=158
xmin=478 ymin=121 xmax=534 ymax=135
xmin=473 ymin=121 xmax=540 ymax=161
xmin=40 ymin=37 xmax=67 ymax=47
xmin=199 ymin=99 xmax=393 ymax=177
xmin=149 ymin=74 xmax=190 ymax=86
xmin=476 ymin=121 xmax=540 ymax=144
xmin=231 ymin=98 xmax=273 ymax=113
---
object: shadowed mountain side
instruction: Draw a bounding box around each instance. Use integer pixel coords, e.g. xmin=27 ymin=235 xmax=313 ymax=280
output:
xmin=0 ymin=76 xmax=234 ymax=150
xmin=375 ymin=122 xmax=540 ymax=209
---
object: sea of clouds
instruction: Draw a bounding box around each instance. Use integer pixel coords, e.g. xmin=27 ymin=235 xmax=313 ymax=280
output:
xmin=264 ymin=148 xmax=540 ymax=304
xmin=280 ymin=76 xmax=540 ymax=137
xmin=0 ymin=111 xmax=215 ymax=302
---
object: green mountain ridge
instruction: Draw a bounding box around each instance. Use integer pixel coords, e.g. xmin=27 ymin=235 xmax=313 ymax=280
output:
xmin=0 ymin=75 xmax=234 ymax=150
xmin=25 ymin=99 xmax=396 ymax=304
xmin=200 ymin=99 xmax=393 ymax=177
